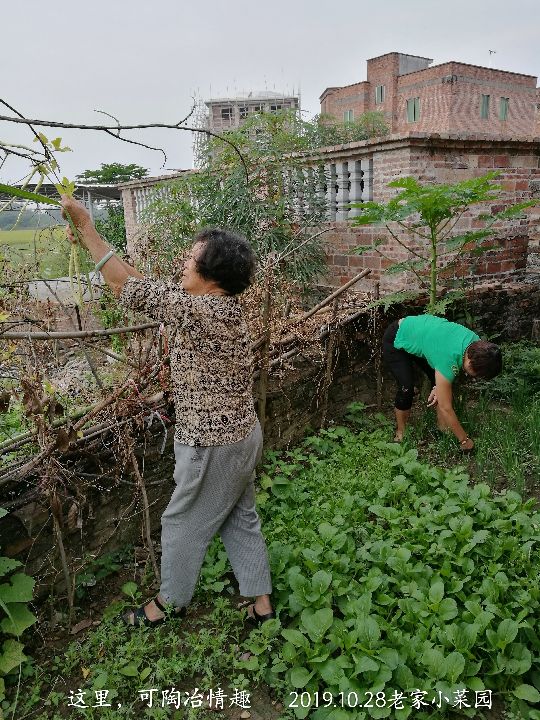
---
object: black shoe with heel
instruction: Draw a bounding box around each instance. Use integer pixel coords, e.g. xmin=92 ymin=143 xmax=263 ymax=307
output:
xmin=245 ymin=603 xmax=276 ymax=627
xmin=121 ymin=595 xmax=186 ymax=628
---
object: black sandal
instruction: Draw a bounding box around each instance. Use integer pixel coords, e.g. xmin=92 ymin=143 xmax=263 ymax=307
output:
xmin=121 ymin=595 xmax=186 ymax=628
xmin=245 ymin=603 xmax=276 ymax=626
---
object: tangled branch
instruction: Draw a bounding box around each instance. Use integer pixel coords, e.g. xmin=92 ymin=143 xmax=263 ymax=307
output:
xmin=0 ymin=103 xmax=250 ymax=180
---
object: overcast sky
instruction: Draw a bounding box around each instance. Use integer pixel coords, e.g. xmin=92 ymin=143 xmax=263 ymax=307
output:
xmin=1 ymin=0 xmax=539 ymax=183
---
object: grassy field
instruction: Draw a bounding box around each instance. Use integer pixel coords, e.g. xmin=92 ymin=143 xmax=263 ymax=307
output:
xmin=0 ymin=227 xmax=93 ymax=279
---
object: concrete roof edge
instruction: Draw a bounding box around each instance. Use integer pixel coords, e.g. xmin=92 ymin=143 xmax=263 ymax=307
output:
xmin=117 ymin=170 xmax=195 ymax=190
xmin=304 ymin=131 xmax=540 ymax=157
xmin=367 ymin=51 xmax=434 ymax=63
xmin=399 ymin=59 xmax=537 ymax=80
xmin=320 ymin=80 xmax=370 ymax=99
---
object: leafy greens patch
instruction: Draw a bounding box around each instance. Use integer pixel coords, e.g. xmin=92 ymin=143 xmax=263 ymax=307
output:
xmin=236 ymin=425 xmax=540 ymax=719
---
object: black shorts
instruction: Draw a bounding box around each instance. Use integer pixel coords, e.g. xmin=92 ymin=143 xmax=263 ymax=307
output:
xmin=382 ymin=320 xmax=435 ymax=410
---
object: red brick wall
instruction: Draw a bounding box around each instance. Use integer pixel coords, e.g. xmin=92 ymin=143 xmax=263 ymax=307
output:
xmin=397 ymin=64 xmax=455 ymax=133
xmin=321 ymin=82 xmax=370 ymax=122
xmin=365 ymin=54 xmax=400 ymax=131
xmin=371 ymin=146 xmax=414 ymax=201
xmin=322 ymin=138 xmax=540 ymax=292
xmin=396 ymin=63 xmax=536 ymax=136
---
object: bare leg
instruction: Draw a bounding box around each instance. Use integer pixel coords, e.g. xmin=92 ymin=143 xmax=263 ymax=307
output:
xmin=394 ymin=408 xmax=411 ymax=441
xmin=255 ymin=594 xmax=272 ymax=613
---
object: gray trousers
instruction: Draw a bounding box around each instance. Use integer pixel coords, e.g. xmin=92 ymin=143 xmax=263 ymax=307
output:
xmin=159 ymin=419 xmax=272 ymax=608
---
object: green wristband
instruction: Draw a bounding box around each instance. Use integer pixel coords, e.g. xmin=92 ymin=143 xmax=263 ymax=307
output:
xmin=95 ymin=249 xmax=115 ymax=273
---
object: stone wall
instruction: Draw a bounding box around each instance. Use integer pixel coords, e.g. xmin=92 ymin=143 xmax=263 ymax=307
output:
xmin=1 ymin=282 xmax=538 ymax=600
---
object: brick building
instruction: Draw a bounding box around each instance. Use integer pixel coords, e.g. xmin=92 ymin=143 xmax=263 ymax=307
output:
xmin=204 ymin=91 xmax=300 ymax=133
xmin=321 ymin=52 xmax=540 ymax=137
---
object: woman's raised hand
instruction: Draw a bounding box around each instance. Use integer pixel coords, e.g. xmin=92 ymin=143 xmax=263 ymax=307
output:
xmin=60 ymin=195 xmax=92 ymax=229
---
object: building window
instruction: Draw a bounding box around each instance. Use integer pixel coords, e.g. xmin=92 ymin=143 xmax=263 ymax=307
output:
xmin=406 ymin=97 xmax=420 ymax=122
xmin=480 ymin=95 xmax=490 ymax=119
xmin=343 ymin=109 xmax=354 ymax=123
xmin=221 ymin=107 xmax=233 ymax=121
xmin=375 ymin=85 xmax=385 ymax=104
xmin=239 ymin=106 xmax=249 ymax=120
xmin=252 ymin=105 xmax=262 ymax=113
xmin=499 ymin=97 xmax=509 ymax=121
xmin=270 ymin=104 xmax=283 ymax=113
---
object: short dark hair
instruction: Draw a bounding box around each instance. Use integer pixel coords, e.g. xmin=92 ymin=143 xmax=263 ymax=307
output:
xmin=192 ymin=227 xmax=256 ymax=295
xmin=466 ymin=340 xmax=502 ymax=380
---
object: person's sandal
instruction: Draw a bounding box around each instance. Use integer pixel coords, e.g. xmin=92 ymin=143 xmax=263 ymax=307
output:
xmin=121 ymin=595 xmax=186 ymax=628
xmin=245 ymin=603 xmax=276 ymax=627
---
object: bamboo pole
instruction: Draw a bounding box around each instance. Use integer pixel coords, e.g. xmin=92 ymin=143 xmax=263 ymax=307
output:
xmin=320 ymin=298 xmax=340 ymax=428
xmin=0 ymin=322 xmax=160 ymax=340
xmin=129 ymin=450 xmax=160 ymax=584
xmin=252 ymin=269 xmax=371 ymax=352
xmin=89 ymin=344 xmax=139 ymax=369
xmin=256 ymin=254 xmax=276 ymax=438
xmin=52 ymin=506 xmax=74 ymax=628
xmin=294 ymin=269 xmax=371 ymax=325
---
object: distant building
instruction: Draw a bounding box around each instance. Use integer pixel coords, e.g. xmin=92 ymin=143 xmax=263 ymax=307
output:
xmin=204 ymin=91 xmax=300 ymax=133
xmin=320 ymin=52 xmax=540 ymax=137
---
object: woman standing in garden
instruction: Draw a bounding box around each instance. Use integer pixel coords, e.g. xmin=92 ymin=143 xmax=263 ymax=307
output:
xmin=61 ymin=196 xmax=275 ymax=628
xmin=382 ymin=314 xmax=502 ymax=449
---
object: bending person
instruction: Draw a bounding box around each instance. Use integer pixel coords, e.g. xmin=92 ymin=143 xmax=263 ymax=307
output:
xmin=61 ymin=196 xmax=274 ymax=628
xmin=382 ymin=314 xmax=502 ymax=450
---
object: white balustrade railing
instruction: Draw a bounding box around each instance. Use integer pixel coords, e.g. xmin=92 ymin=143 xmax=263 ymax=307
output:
xmin=133 ymin=184 xmax=171 ymax=223
xmin=326 ymin=163 xmax=338 ymax=221
xmin=123 ymin=154 xmax=374 ymax=236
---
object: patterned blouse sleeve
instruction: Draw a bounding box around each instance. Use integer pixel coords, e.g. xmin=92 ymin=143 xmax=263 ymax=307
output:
xmin=119 ymin=276 xmax=197 ymax=324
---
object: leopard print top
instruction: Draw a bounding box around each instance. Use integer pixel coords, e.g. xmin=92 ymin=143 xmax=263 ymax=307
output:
xmin=119 ymin=277 xmax=258 ymax=446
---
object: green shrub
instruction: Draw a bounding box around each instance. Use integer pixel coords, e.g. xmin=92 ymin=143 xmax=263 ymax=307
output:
xmin=93 ymin=287 xmax=127 ymax=353
xmin=74 ymin=546 xmax=132 ymax=601
xmin=475 ymin=341 xmax=540 ymax=403
xmin=0 ymin=401 xmax=28 ymax=446
xmin=0 ymin=508 xmax=37 ymax=706
xmin=94 ymin=205 xmax=127 ymax=255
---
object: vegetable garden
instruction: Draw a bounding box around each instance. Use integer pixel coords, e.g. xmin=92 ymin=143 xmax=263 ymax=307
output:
xmin=6 ymin=391 xmax=540 ymax=720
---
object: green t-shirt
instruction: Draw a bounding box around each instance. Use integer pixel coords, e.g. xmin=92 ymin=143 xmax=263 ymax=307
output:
xmin=394 ymin=315 xmax=480 ymax=382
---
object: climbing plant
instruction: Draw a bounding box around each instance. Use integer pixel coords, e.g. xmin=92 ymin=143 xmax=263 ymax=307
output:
xmin=350 ymin=172 xmax=536 ymax=315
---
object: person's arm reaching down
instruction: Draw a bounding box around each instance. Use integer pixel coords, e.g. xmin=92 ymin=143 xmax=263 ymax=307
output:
xmin=435 ymin=371 xmax=474 ymax=451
